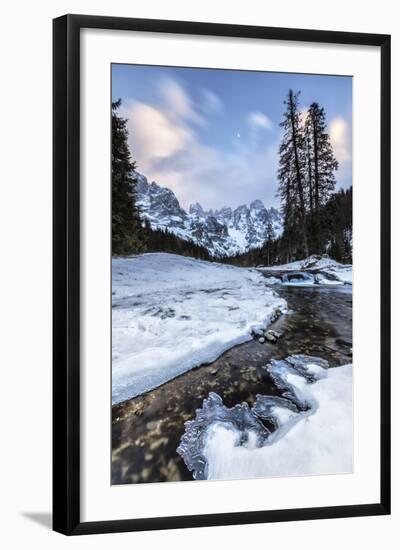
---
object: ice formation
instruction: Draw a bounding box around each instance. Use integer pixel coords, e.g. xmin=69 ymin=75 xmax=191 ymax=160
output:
xmin=177 ymin=355 xmax=352 ymax=480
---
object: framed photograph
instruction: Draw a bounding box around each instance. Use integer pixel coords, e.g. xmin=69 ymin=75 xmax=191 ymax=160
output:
xmin=53 ymin=14 xmax=391 ymax=535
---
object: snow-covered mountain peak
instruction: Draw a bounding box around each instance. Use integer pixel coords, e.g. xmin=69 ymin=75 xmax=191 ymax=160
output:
xmin=250 ymin=199 xmax=265 ymax=211
xmin=134 ymin=171 xmax=282 ymax=257
xmin=189 ymin=203 xmax=205 ymax=217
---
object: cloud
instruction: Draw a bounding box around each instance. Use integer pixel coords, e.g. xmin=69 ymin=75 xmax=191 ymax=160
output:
xmin=247 ymin=111 xmax=273 ymax=130
xmin=201 ymin=89 xmax=224 ymax=115
xmin=329 ymin=116 xmax=352 ymax=190
xmin=122 ymin=78 xmax=279 ymax=209
xmin=160 ymin=77 xmax=205 ymax=127
xmin=121 ymin=101 xmax=192 ymax=174
xmin=329 ymin=116 xmax=351 ymax=163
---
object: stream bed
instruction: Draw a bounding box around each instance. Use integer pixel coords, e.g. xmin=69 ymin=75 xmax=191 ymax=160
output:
xmin=112 ymin=282 xmax=352 ymax=484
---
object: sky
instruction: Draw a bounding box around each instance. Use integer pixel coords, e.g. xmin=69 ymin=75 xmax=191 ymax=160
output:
xmin=112 ymin=64 xmax=352 ymax=210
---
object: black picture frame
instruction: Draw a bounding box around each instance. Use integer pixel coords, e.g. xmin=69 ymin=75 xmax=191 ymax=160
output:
xmin=53 ymin=14 xmax=391 ymax=535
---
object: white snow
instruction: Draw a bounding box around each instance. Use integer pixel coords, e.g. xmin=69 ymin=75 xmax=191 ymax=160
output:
xmin=112 ymin=253 xmax=286 ymax=404
xmin=314 ymin=273 xmax=344 ymax=286
xmin=323 ymin=266 xmax=352 ymax=284
xmin=204 ymin=362 xmax=353 ymax=480
xmin=264 ymin=259 xmax=305 ymax=272
xmin=227 ymin=227 xmax=248 ymax=251
xmin=262 ymin=276 xmax=281 ymax=285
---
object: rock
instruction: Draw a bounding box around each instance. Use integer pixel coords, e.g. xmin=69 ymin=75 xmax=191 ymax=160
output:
xmin=146 ymin=420 xmax=159 ymax=430
xmin=265 ymin=331 xmax=277 ymax=343
xmin=252 ymin=328 xmax=264 ymax=337
xmin=258 ymin=337 xmax=266 ymax=344
xmin=269 ymin=309 xmax=282 ymax=324
xmin=274 ymin=309 xmax=282 ymax=320
xmin=210 ymin=368 xmax=218 ymax=375
xmin=268 ymin=329 xmax=283 ymax=339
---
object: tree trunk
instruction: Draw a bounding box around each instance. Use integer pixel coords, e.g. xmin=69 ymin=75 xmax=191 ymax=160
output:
xmin=313 ymin=116 xmax=321 ymax=253
xmin=289 ymin=94 xmax=309 ymax=257
xmin=307 ymin=139 xmax=314 ymax=217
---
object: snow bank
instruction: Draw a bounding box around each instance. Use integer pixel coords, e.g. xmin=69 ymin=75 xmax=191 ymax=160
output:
xmin=112 ymin=253 xmax=286 ymax=404
xmin=178 ymin=356 xmax=352 ymax=480
xmin=260 ymin=255 xmax=352 ymax=285
xmin=322 ymin=266 xmax=352 ymax=284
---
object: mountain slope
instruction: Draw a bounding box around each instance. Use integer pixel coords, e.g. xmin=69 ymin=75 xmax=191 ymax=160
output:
xmin=135 ymin=172 xmax=282 ymax=257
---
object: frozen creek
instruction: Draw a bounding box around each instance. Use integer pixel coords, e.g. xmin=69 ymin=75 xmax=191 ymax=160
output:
xmin=112 ymin=281 xmax=352 ymax=484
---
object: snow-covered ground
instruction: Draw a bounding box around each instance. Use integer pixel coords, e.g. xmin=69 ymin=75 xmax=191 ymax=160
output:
xmin=259 ymin=255 xmax=353 ymax=285
xmin=112 ymin=253 xmax=286 ymax=404
xmin=178 ymin=356 xmax=352 ymax=480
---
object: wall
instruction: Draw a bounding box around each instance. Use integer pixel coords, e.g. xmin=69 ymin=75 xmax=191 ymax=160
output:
xmin=0 ymin=0 xmax=398 ymax=548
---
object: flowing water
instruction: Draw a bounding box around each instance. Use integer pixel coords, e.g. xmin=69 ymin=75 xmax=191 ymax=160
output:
xmin=112 ymin=281 xmax=352 ymax=484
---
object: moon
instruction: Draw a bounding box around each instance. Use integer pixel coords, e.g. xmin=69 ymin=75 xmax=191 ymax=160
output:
xmin=236 ymin=132 xmax=241 ymax=139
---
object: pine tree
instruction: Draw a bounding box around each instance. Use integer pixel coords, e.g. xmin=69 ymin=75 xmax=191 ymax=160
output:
xmin=322 ymin=187 xmax=352 ymax=262
xmin=304 ymin=102 xmax=338 ymax=252
xmin=112 ymin=99 xmax=146 ymax=256
xmin=264 ymin=219 xmax=276 ymax=266
xmin=304 ymin=117 xmax=314 ymax=216
xmin=277 ymin=89 xmax=309 ymax=258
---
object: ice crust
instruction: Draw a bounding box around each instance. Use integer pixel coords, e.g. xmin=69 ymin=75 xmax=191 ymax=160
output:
xmin=177 ymin=393 xmax=271 ymax=480
xmin=177 ymin=355 xmax=352 ymax=480
xmin=112 ymin=253 xmax=286 ymax=404
xmin=281 ymin=272 xmax=315 ymax=286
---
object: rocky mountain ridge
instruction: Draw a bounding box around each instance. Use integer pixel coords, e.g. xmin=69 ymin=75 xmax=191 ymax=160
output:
xmin=135 ymin=172 xmax=282 ymax=257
